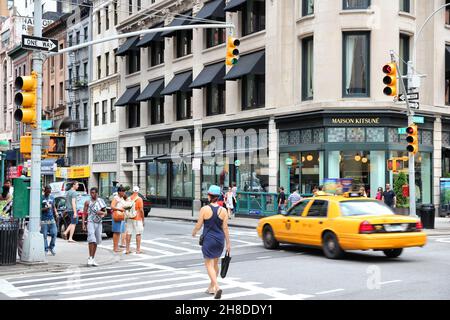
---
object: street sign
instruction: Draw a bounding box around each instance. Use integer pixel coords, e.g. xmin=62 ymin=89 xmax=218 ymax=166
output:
xmin=398 ymin=92 xmax=419 ymax=101
xmin=398 ymin=128 xmax=407 ymax=134
xmin=412 ymin=116 xmax=425 ymax=124
xmin=21 ymin=35 xmax=58 ymax=53
xmin=410 ymin=102 xmax=420 ymax=109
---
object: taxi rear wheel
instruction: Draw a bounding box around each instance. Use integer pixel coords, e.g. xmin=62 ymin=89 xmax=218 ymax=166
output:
xmin=383 ymin=249 xmax=403 ymax=258
xmin=322 ymin=232 xmax=344 ymax=259
xmin=263 ymin=226 xmax=279 ymax=249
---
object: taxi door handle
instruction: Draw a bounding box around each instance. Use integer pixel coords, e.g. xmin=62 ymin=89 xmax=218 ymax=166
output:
xmin=319 ymin=221 xmax=323 ymax=225
xmin=286 ymin=220 xmax=291 ymax=223
xmin=295 ymin=220 xmax=299 ymax=223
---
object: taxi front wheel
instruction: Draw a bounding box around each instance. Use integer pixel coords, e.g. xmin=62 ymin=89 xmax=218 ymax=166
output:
xmin=383 ymin=249 xmax=403 ymax=258
xmin=322 ymin=232 xmax=345 ymax=259
xmin=263 ymin=226 xmax=279 ymax=250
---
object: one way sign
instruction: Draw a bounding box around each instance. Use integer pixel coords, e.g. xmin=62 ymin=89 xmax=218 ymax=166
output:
xmin=21 ymin=35 xmax=58 ymax=53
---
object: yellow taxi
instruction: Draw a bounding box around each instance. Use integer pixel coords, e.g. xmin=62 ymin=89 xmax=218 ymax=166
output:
xmin=256 ymin=193 xmax=427 ymax=259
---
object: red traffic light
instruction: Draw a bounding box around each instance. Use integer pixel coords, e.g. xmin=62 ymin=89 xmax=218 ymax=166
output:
xmin=382 ymin=64 xmax=393 ymax=74
xmin=406 ymin=126 xmax=416 ymax=134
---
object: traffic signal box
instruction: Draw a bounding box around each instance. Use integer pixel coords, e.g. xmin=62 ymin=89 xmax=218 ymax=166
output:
xmin=226 ymin=36 xmax=240 ymax=66
xmin=20 ymin=133 xmax=66 ymax=158
xmin=382 ymin=63 xmax=397 ymax=97
xmin=14 ymin=71 xmax=38 ymax=128
xmin=406 ymin=124 xmax=419 ymax=155
xmin=387 ymin=157 xmax=409 ymax=173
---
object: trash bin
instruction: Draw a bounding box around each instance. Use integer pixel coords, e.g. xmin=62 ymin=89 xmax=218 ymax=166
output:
xmin=0 ymin=219 xmax=19 ymax=265
xmin=418 ymin=204 xmax=436 ymax=229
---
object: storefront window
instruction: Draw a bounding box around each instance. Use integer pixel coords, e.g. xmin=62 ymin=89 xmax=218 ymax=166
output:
xmin=99 ymin=172 xmax=116 ymax=199
xmin=171 ymin=162 xmax=193 ymax=198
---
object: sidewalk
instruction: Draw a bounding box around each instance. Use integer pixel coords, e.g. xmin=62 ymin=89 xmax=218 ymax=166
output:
xmin=0 ymin=238 xmax=117 ymax=277
xmin=148 ymin=208 xmax=450 ymax=236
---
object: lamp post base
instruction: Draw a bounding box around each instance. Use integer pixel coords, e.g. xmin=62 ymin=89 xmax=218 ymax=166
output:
xmin=20 ymin=231 xmax=47 ymax=264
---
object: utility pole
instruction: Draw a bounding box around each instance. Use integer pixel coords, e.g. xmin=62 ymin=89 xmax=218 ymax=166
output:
xmin=21 ymin=0 xmax=45 ymax=263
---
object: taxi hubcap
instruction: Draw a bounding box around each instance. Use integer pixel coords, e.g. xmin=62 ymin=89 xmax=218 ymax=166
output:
xmin=327 ymin=239 xmax=335 ymax=251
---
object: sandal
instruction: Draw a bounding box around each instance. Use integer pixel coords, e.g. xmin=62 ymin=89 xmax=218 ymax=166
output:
xmin=214 ymin=289 xmax=223 ymax=299
xmin=205 ymin=288 xmax=215 ymax=295
xmin=68 ymin=239 xmax=76 ymax=243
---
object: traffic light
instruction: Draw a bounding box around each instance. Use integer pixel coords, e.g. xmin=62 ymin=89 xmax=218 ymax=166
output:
xmin=14 ymin=71 xmax=38 ymax=128
xmin=20 ymin=135 xmax=32 ymax=154
xmin=226 ymin=36 xmax=240 ymax=66
xmin=382 ymin=63 xmax=397 ymax=97
xmin=406 ymin=124 xmax=419 ymax=154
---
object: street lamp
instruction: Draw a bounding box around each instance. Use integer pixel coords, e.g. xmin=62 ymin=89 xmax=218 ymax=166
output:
xmin=234 ymin=159 xmax=241 ymax=191
xmin=285 ymin=157 xmax=293 ymax=195
xmin=0 ymin=140 xmax=9 ymax=186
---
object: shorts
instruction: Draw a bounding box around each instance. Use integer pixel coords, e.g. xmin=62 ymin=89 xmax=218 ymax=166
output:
xmin=68 ymin=211 xmax=78 ymax=225
xmin=126 ymin=219 xmax=144 ymax=236
xmin=87 ymin=222 xmax=102 ymax=244
xmin=112 ymin=220 xmax=125 ymax=233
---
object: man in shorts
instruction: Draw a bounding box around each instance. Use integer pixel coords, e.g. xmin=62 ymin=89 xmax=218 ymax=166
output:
xmin=126 ymin=186 xmax=145 ymax=254
xmin=82 ymin=187 xmax=107 ymax=266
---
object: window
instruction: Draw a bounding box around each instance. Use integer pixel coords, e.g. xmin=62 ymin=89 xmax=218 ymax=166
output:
xmin=129 ymin=0 xmax=133 ymax=15
xmin=149 ymin=40 xmax=165 ymax=67
xmin=68 ymin=34 xmax=73 ymax=47
xmin=127 ymin=50 xmax=141 ymax=74
xmin=83 ymin=62 xmax=88 ymax=80
xmin=399 ymin=34 xmax=410 ymax=87
xmin=176 ymin=91 xmax=193 ymax=121
xmin=343 ymin=0 xmax=370 ymax=10
xmin=343 ymin=31 xmax=370 ymax=97
xmin=83 ymin=102 xmax=88 ymax=128
xmin=93 ymin=142 xmax=117 ymax=162
xmin=302 ymin=0 xmax=314 ymax=16
xmin=446 ymin=45 xmax=450 ymax=105
xmin=447 ymin=0 xmax=450 ymax=25
xmin=76 ymin=31 xmax=80 ymax=44
xmin=242 ymin=74 xmax=265 ymax=110
xmin=97 ymin=55 xmax=101 ymax=79
xmin=102 ymin=100 xmax=107 ymax=125
xmin=399 ymin=0 xmax=410 ymax=13
xmin=242 ymin=0 xmax=266 ymax=36
xmin=59 ymin=44 xmax=64 ymax=69
xmin=126 ymin=147 xmax=133 ymax=163
xmin=306 ymin=200 xmax=328 ymax=217
xmin=150 ymin=98 xmax=164 ymax=124
xmin=206 ymin=83 xmax=225 ymax=116
xmin=205 ymin=14 xmax=226 ymax=48
xmin=110 ymin=98 xmax=116 ymax=123
xmin=75 ymin=104 xmax=80 ymax=120
xmin=97 ymin=11 xmax=101 ymax=34
xmin=105 ymin=52 xmax=110 ymax=76
xmin=84 ymin=26 xmax=88 ymax=41
xmin=137 ymin=0 xmax=142 ymax=11
xmin=289 ymin=200 xmax=310 ymax=216
xmin=176 ymin=30 xmax=192 ymax=58
xmin=114 ymin=49 xmax=118 ymax=73
xmin=105 ymin=6 xmax=110 ymax=30
xmin=50 ymin=85 xmax=55 ymax=108
xmin=302 ymin=36 xmax=313 ymax=100
xmin=59 ymin=82 xmax=63 ymax=101
xmin=127 ymin=103 xmax=141 ymax=128
xmin=94 ymin=102 xmax=99 ymax=126
xmin=114 ymin=1 xmax=118 ymax=25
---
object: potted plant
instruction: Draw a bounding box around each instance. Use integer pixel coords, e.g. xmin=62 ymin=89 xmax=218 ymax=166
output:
xmin=393 ymin=172 xmax=409 ymax=215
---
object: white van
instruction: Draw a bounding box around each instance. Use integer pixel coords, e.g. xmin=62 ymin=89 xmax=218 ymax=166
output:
xmin=49 ymin=181 xmax=87 ymax=198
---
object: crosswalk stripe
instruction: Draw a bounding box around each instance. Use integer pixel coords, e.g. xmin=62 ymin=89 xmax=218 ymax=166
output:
xmin=137 ymin=245 xmax=174 ymax=255
xmin=61 ymin=279 xmax=211 ymax=300
xmin=10 ymin=266 xmax=153 ymax=285
xmin=0 ymin=279 xmax=28 ymax=298
xmin=195 ymin=290 xmax=260 ymax=300
xmin=129 ymin=284 xmax=236 ymax=300
xmin=142 ymin=240 xmax=198 ymax=253
xmin=23 ymin=270 xmax=174 ymax=293
xmin=60 ymin=274 xmax=201 ymax=296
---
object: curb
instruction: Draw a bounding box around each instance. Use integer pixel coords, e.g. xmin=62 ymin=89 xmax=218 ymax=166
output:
xmin=149 ymin=215 xmax=257 ymax=230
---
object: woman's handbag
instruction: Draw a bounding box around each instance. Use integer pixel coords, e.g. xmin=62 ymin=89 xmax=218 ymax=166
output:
xmin=220 ymin=251 xmax=231 ymax=278
xmin=113 ymin=210 xmax=125 ymax=222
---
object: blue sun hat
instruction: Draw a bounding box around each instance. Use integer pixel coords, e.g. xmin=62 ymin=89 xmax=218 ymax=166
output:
xmin=207 ymin=185 xmax=221 ymax=196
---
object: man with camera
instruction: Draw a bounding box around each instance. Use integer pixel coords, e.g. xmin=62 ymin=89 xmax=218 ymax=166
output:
xmin=41 ymin=185 xmax=58 ymax=256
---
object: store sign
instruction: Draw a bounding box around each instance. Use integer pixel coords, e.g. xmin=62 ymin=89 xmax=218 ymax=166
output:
xmin=55 ymin=166 xmax=90 ymax=179
xmin=331 ymin=117 xmax=380 ymax=125
xmin=7 ymin=166 xmax=23 ymax=179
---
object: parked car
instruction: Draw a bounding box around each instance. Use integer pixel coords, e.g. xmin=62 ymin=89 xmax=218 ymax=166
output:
xmin=50 ymin=181 xmax=87 ymax=198
xmin=54 ymin=194 xmax=113 ymax=239
xmin=125 ymin=192 xmax=152 ymax=217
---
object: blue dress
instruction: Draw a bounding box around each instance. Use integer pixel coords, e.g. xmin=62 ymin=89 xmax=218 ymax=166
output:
xmin=201 ymin=205 xmax=225 ymax=259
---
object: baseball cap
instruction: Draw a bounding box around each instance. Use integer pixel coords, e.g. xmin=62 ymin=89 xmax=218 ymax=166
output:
xmin=133 ymin=186 xmax=140 ymax=193
xmin=207 ymin=185 xmax=221 ymax=196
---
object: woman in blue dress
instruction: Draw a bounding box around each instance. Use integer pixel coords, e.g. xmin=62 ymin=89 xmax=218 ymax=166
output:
xmin=192 ymin=185 xmax=231 ymax=299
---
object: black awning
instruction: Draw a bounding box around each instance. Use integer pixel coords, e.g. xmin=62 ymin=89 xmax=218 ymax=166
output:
xmin=223 ymin=50 xmax=265 ymax=81
xmin=190 ymin=62 xmax=225 ymax=89
xmin=136 ymin=24 xmax=164 ymax=47
xmin=134 ymin=154 xmax=167 ymax=163
xmin=115 ymin=36 xmax=140 ymax=56
xmin=161 ymin=11 xmax=192 ymax=38
xmin=192 ymin=0 xmax=225 ymax=23
xmin=160 ymin=71 xmax=193 ymax=96
xmin=137 ymin=79 xmax=165 ymax=102
xmin=224 ymin=0 xmax=247 ymax=12
xmin=115 ymin=86 xmax=141 ymax=106
xmin=446 ymin=46 xmax=450 ymax=73
xmin=5 ymin=150 xmax=17 ymax=161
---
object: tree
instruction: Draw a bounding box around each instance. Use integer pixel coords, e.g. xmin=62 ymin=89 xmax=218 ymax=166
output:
xmin=394 ymin=172 xmax=409 ymax=208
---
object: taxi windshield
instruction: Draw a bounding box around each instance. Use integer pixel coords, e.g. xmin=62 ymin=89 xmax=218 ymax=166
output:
xmin=340 ymin=200 xmax=394 ymax=217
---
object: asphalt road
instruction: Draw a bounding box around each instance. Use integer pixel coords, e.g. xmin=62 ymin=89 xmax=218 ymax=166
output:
xmin=1 ymin=218 xmax=449 ymax=300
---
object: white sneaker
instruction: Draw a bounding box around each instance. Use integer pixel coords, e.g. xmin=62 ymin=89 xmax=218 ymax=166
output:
xmin=91 ymin=259 xmax=99 ymax=267
xmin=87 ymin=257 xmax=93 ymax=267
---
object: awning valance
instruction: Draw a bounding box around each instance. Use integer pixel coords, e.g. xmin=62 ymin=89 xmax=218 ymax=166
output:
xmin=160 ymin=71 xmax=193 ymax=96
xmin=115 ymin=86 xmax=141 ymax=106
xmin=223 ymin=50 xmax=265 ymax=81
xmin=134 ymin=154 xmax=167 ymax=163
xmin=192 ymin=0 xmax=225 ymax=23
xmin=137 ymin=24 xmax=164 ymax=47
xmin=137 ymin=79 xmax=165 ymax=102
xmin=190 ymin=62 xmax=225 ymax=89
xmin=115 ymin=36 xmax=140 ymax=56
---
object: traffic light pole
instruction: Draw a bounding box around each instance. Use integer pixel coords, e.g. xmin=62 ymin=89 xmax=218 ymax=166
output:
xmin=390 ymin=51 xmax=417 ymax=217
xmin=21 ymin=0 xmax=45 ymax=263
